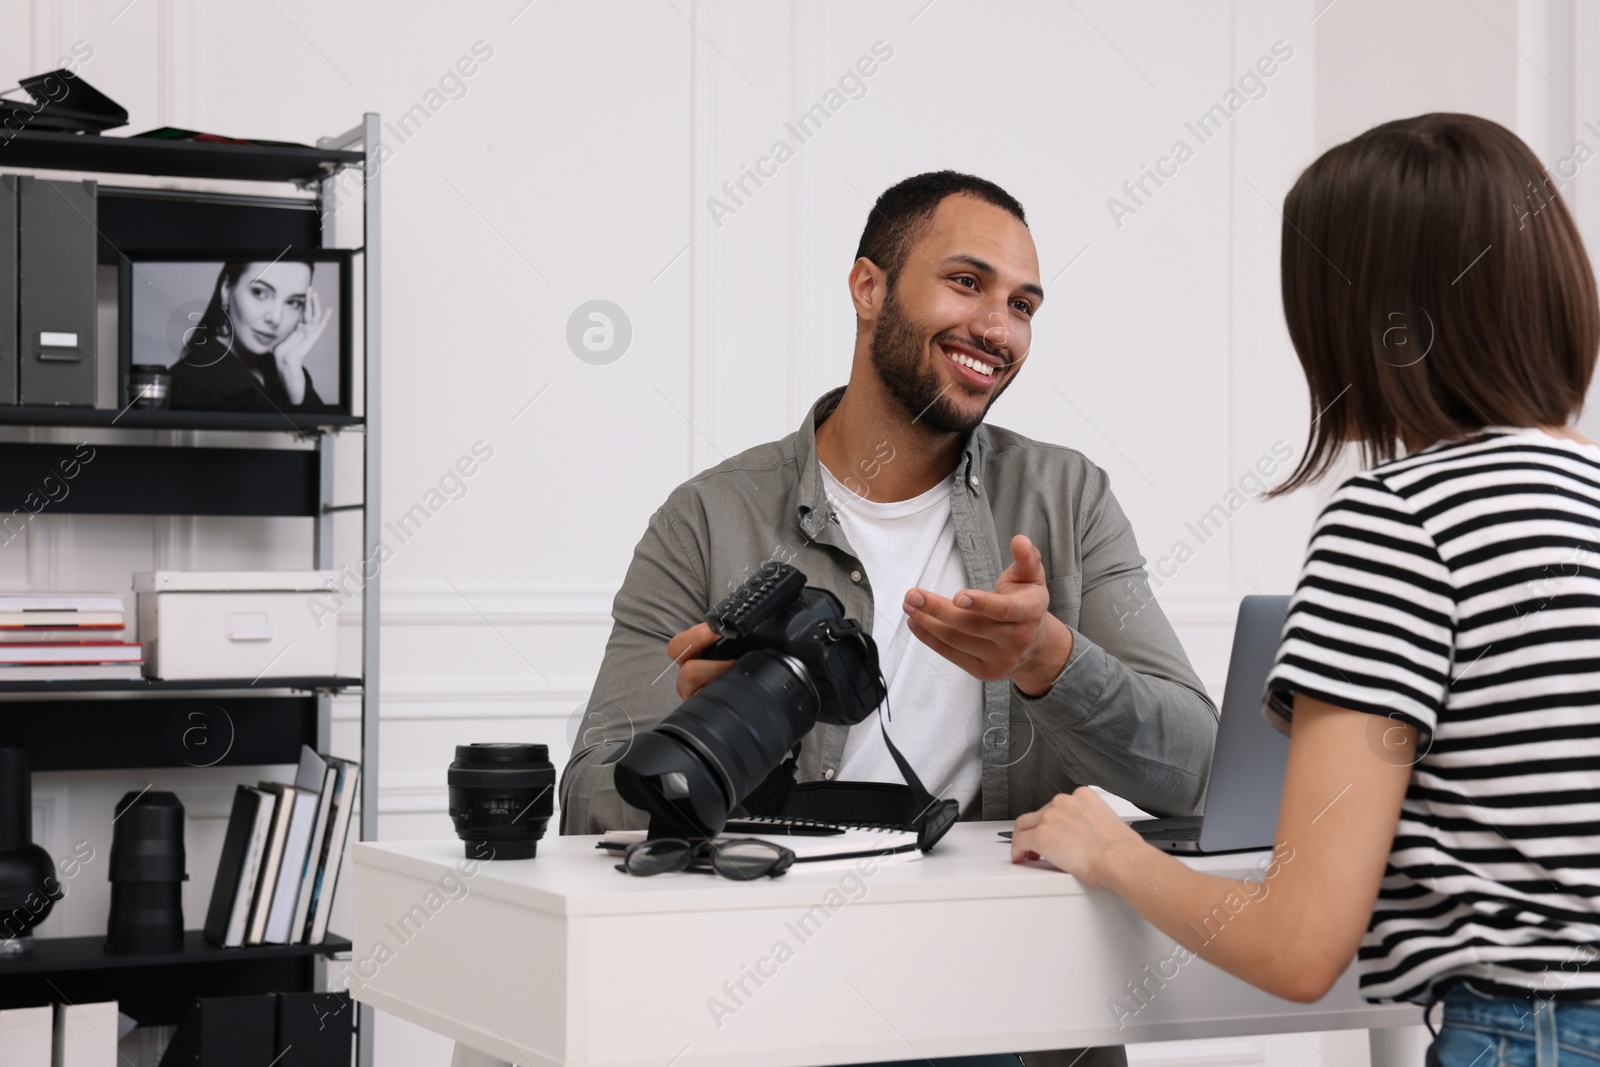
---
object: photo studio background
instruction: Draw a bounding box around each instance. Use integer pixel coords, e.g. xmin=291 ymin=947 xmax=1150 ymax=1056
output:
xmin=4 ymin=2 xmax=1597 ymax=1065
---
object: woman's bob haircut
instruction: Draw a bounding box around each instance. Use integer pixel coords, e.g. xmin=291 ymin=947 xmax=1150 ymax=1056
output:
xmin=1272 ymin=112 xmax=1600 ymax=494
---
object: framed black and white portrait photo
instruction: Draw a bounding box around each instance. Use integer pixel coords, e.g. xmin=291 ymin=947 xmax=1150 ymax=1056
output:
xmin=120 ymin=249 xmax=352 ymax=415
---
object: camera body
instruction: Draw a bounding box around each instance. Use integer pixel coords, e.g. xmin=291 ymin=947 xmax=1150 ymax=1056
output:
xmin=699 ymin=562 xmax=885 ymax=727
xmin=612 ymin=562 xmax=886 ymax=839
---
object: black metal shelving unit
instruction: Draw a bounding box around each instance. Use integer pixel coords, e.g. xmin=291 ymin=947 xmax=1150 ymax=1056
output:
xmin=2 ymin=129 xmax=363 ymax=183
xmin=0 ymin=118 xmax=383 ymax=1067
xmin=0 ymin=932 xmax=353 ymax=1026
xmin=0 ymin=405 xmax=362 ymax=431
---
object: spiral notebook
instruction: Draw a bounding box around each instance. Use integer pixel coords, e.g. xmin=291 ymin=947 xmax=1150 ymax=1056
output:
xmin=598 ymin=817 xmax=922 ymax=865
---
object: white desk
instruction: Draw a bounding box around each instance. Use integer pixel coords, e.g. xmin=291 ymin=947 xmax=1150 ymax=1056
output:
xmin=349 ymin=823 xmax=1422 ymax=1067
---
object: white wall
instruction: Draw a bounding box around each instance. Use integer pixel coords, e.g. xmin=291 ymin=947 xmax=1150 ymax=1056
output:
xmin=1 ymin=1 xmax=1588 ymax=1064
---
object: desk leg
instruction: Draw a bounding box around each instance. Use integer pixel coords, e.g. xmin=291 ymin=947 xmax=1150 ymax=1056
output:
xmin=450 ymin=1042 xmax=514 ymax=1067
xmin=1368 ymin=1024 xmax=1431 ymax=1067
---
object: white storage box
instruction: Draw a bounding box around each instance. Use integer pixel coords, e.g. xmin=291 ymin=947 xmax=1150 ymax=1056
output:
xmin=133 ymin=571 xmax=343 ymax=681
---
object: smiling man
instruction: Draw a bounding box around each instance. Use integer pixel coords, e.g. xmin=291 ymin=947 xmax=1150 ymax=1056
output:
xmin=562 ymin=174 xmax=1217 ymax=1065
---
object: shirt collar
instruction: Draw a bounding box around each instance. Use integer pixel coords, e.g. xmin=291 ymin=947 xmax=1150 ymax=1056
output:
xmin=794 ymin=386 xmax=988 ymax=539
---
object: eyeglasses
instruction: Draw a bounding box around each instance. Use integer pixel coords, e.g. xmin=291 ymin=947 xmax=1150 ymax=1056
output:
xmin=615 ymin=837 xmax=795 ymax=880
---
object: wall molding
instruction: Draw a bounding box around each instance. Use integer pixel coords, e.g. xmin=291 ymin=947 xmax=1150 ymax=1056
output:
xmin=32 ymin=782 xmax=68 ymax=862
xmin=174 ymin=775 xmax=457 ymax=819
xmin=348 ymin=584 xmax=1241 ymax=630
xmin=336 ymin=585 xmax=614 ymax=627
xmin=330 ymin=678 xmax=592 ymax=721
xmin=688 ymin=0 xmax=723 ymax=478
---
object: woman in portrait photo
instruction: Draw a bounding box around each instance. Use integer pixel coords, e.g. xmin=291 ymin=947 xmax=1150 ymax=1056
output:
xmin=167 ymin=259 xmax=330 ymax=410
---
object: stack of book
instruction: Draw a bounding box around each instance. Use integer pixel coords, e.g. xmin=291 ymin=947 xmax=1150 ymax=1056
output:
xmin=203 ymin=747 xmax=361 ymax=947
xmin=0 ymin=592 xmax=142 ymax=682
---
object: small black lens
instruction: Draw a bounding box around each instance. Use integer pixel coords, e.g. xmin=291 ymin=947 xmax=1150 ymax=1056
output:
xmin=447 ymin=743 xmax=555 ymax=860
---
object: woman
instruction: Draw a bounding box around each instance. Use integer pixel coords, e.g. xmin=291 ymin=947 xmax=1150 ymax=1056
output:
xmin=1012 ymin=113 xmax=1600 ymax=1066
xmin=167 ymin=259 xmax=329 ymax=410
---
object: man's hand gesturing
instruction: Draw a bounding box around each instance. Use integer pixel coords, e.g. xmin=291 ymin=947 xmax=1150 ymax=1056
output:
xmin=901 ymin=534 xmax=1072 ymax=697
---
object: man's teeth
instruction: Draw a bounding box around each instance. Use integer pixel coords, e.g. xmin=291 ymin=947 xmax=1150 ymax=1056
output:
xmin=946 ymin=349 xmax=995 ymax=377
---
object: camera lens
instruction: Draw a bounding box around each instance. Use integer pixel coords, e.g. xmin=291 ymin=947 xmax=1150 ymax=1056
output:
xmin=106 ymin=790 xmax=186 ymax=954
xmin=447 ymin=743 xmax=555 ymax=860
xmin=614 ymin=650 xmax=821 ymax=839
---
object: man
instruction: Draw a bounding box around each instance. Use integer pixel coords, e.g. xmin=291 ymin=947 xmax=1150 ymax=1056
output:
xmin=561 ymin=172 xmax=1218 ymax=1066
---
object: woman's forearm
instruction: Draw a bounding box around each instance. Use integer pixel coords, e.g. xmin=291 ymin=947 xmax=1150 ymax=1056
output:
xmin=1097 ymin=839 xmax=1331 ymax=1001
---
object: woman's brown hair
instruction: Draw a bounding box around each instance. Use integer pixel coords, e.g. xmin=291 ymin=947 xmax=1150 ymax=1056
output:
xmin=1272 ymin=112 xmax=1600 ymax=494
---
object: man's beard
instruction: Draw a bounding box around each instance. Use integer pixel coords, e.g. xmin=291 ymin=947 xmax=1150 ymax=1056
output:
xmin=869 ymin=286 xmax=1012 ymax=434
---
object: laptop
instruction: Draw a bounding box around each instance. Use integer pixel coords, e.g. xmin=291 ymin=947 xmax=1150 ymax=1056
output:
xmin=1130 ymin=595 xmax=1291 ymax=854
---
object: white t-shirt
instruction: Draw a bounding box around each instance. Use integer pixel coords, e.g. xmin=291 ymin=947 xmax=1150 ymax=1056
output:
xmin=820 ymin=464 xmax=983 ymax=811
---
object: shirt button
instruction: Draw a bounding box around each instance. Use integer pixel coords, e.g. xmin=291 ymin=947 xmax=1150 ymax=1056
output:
xmin=968 ymin=475 xmax=980 ymax=492
xmin=823 ymin=768 xmax=835 ymax=780
xmin=850 ymin=570 xmax=862 ymax=583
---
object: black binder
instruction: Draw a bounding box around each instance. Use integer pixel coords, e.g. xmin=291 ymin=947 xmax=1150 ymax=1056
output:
xmin=16 ymin=176 xmax=97 ymax=407
xmin=275 ymin=992 xmax=353 ymax=1066
xmin=156 ymin=994 xmax=274 ymax=1067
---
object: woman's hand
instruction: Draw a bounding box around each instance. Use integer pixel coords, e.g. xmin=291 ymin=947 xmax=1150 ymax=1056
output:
xmin=272 ymin=287 xmax=328 ymax=405
xmin=1010 ymin=787 xmax=1150 ymax=888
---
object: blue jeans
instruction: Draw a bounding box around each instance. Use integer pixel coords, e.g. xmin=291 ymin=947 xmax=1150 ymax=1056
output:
xmin=1429 ymin=985 xmax=1600 ymax=1066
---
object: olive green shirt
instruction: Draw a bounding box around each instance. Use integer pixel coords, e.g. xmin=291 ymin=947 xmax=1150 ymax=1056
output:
xmin=560 ymin=386 xmax=1218 ymax=835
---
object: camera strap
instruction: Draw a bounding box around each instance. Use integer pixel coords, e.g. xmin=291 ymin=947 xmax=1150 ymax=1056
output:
xmin=756 ymin=689 xmax=959 ymax=851
xmin=741 ymin=625 xmax=958 ymax=851
xmin=875 ymin=713 xmax=960 ymax=851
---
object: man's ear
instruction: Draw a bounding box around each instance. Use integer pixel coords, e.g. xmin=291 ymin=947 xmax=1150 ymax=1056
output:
xmin=848 ymin=257 xmax=888 ymax=325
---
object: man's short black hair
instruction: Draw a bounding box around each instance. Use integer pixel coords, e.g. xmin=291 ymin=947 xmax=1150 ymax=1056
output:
xmin=854 ymin=171 xmax=1028 ymax=284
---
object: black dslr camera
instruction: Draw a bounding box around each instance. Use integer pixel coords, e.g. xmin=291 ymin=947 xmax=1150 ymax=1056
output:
xmin=612 ymin=562 xmax=888 ymax=839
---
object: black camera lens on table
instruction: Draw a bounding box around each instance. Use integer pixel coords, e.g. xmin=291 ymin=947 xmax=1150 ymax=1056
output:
xmin=447 ymin=743 xmax=555 ymax=860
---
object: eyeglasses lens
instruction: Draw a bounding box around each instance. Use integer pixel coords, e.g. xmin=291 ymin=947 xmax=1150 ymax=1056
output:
xmin=709 ymin=840 xmax=790 ymax=880
xmin=620 ymin=838 xmax=695 ymax=876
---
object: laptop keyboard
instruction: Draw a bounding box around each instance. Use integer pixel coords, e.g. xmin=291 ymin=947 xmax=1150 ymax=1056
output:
xmin=1138 ymin=824 xmax=1201 ymax=842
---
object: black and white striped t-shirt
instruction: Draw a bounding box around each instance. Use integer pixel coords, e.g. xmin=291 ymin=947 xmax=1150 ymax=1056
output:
xmin=1264 ymin=428 xmax=1600 ymax=1006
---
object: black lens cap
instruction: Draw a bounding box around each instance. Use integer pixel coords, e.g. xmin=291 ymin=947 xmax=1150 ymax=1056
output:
xmin=454 ymin=743 xmax=549 ymax=766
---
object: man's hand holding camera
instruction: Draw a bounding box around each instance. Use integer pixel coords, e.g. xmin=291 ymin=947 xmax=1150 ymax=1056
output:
xmin=665 ymin=533 xmax=1071 ymax=700
xmin=902 ymin=534 xmax=1072 ymax=698
xmin=666 ymin=623 xmax=735 ymax=701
